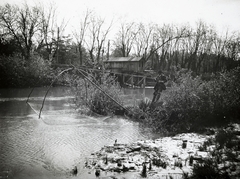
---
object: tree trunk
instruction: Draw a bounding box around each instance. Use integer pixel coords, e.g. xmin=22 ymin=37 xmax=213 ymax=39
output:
xmin=78 ymin=45 xmax=83 ymax=66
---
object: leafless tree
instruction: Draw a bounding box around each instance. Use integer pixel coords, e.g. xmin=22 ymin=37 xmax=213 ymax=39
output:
xmin=145 ymin=24 xmax=190 ymax=70
xmin=0 ymin=2 xmax=67 ymax=62
xmin=0 ymin=3 xmax=41 ymax=61
xmin=114 ymin=22 xmax=139 ymax=57
xmin=85 ymin=14 xmax=112 ymax=64
xmin=134 ymin=23 xmax=155 ymax=59
xmin=73 ymin=9 xmax=92 ymax=65
xmin=38 ymin=3 xmax=68 ymax=62
xmin=185 ymin=21 xmax=207 ymax=71
xmin=36 ymin=2 xmax=57 ymax=61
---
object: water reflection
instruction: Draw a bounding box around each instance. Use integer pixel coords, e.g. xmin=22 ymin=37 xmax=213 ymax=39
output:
xmin=0 ymin=87 xmax=158 ymax=179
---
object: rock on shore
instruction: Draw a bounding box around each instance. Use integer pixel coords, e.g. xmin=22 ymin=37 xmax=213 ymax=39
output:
xmin=85 ymin=133 xmax=213 ymax=179
xmin=84 ymin=123 xmax=240 ymax=179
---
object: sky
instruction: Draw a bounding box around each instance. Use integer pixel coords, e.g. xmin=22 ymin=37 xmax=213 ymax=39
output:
xmin=0 ymin=0 xmax=240 ymax=36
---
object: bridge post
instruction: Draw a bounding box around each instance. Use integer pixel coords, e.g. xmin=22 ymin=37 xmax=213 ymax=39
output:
xmin=143 ymin=76 xmax=146 ymax=97
xmin=143 ymin=77 xmax=146 ymax=88
xmin=131 ymin=75 xmax=134 ymax=88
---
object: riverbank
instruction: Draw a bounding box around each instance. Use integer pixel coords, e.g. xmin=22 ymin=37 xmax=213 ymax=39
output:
xmin=84 ymin=124 xmax=240 ymax=179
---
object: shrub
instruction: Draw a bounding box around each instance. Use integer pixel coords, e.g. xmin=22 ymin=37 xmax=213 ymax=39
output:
xmin=191 ymin=158 xmax=220 ymax=179
xmin=137 ymin=67 xmax=240 ymax=134
xmin=188 ymin=128 xmax=238 ymax=179
xmin=215 ymin=129 xmax=239 ymax=150
xmin=199 ymin=68 xmax=240 ymax=125
xmin=71 ymin=72 xmax=125 ymax=115
xmin=0 ymin=54 xmax=53 ymax=87
xmin=138 ymin=98 xmax=151 ymax=112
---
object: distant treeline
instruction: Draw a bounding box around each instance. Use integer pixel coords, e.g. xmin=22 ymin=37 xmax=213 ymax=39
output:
xmin=0 ymin=3 xmax=240 ymax=87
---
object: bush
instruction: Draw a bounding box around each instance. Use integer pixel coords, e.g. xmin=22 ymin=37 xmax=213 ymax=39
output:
xmin=215 ymin=129 xmax=240 ymax=150
xmin=187 ymin=127 xmax=239 ymax=179
xmin=0 ymin=54 xmax=53 ymax=87
xmin=191 ymin=158 xmax=220 ymax=179
xmin=198 ymin=68 xmax=240 ymax=126
xmin=71 ymin=72 xmax=125 ymax=115
xmin=133 ymin=67 xmax=240 ymax=134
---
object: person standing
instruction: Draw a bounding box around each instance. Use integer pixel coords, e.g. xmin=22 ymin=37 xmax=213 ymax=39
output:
xmin=151 ymin=70 xmax=167 ymax=104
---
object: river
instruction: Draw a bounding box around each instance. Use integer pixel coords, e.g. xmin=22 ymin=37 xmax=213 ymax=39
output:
xmin=0 ymin=86 xmax=158 ymax=179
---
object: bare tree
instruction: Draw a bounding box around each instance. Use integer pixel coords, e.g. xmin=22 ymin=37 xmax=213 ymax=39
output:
xmin=224 ymin=33 xmax=240 ymax=70
xmin=73 ymin=9 xmax=91 ymax=65
xmin=85 ymin=14 xmax=112 ymax=64
xmin=134 ymin=23 xmax=154 ymax=59
xmin=0 ymin=3 xmax=41 ymax=61
xmin=38 ymin=2 xmax=68 ymax=63
xmin=211 ymin=31 xmax=233 ymax=71
xmin=37 ymin=2 xmax=57 ymax=61
xmin=186 ymin=21 xmax=207 ymax=71
xmin=226 ymin=35 xmax=240 ymax=60
xmin=145 ymin=24 xmax=190 ymax=70
xmin=114 ymin=22 xmax=139 ymax=57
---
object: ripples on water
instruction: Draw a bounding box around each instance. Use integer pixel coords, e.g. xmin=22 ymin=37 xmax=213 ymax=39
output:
xmin=0 ymin=87 xmax=158 ymax=179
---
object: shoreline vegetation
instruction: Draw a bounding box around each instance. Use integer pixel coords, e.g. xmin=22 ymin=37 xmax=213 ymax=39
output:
xmin=70 ymin=66 xmax=240 ymax=134
xmin=1 ymin=56 xmax=240 ymax=178
xmin=1 ymin=2 xmax=240 ymax=177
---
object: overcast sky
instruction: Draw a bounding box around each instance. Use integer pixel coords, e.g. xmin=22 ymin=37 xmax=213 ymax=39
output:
xmin=1 ymin=0 xmax=240 ymax=36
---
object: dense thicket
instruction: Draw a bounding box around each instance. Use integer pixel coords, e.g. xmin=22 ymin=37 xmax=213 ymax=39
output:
xmin=130 ymin=67 xmax=240 ymax=134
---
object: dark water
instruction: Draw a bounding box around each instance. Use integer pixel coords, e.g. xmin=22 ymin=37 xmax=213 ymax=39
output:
xmin=0 ymin=87 xmax=157 ymax=179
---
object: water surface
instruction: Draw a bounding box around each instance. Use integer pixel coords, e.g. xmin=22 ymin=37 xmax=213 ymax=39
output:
xmin=0 ymin=87 xmax=157 ymax=179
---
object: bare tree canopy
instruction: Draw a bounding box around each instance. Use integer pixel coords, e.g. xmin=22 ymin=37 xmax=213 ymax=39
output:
xmin=0 ymin=3 xmax=42 ymax=60
xmin=73 ymin=9 xmax=92 ymax=66
xmin=113 ymin=22 xmax=139 ymax=57
xmin=0 ymin=2 xmax=239 ymax=73
xmin=84 ymin=13 xmax=113 ymax=64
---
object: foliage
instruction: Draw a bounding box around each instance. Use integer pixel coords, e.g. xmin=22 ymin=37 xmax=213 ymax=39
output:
xmin=215 ymin=129 xmax=240 ymax=150
xmin=0 ymin=54 xmax=53 ymax=87
xmin=130 ymin=67 xmax=240 ymax=134
xmin=190 ymin=158 xmax=220 ymax=179
xmin=185 ymin=127 xmax=239 ymax=179
xmin=138 ymin=97 xmax=152 ymax=112
xmin=71 ymin=72 xmax=125 ymax=115
xmin=0 ymin=3 xmax=43 ymax=60
xmin=0 ymin=37 xmax=20 ymax=56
